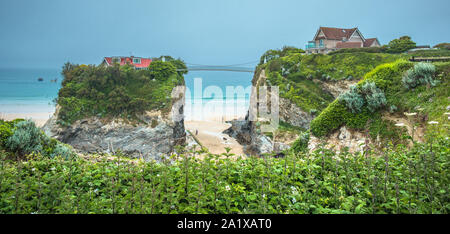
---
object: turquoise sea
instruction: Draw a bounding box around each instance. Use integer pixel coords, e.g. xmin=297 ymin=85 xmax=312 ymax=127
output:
xmin=0 ymin=68 xmax=253 ymax=119
xmin=0 ymin=68 xmax=62 ymax=113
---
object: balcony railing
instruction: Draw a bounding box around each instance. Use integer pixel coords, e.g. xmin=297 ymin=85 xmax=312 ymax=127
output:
xmin=305 ymin=44 xmax=325 ymax=50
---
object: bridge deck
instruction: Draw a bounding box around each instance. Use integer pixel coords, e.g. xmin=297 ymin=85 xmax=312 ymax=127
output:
xmin=178 ymin=66 xmax=255 ymax=73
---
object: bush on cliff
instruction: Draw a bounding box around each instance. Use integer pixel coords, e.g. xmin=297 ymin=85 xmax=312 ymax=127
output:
xmin=328 ymin=46 xmax=387 ymax=55
xmin=339 ymin=85 xmax=365 ymax=114
xmin=385 ymin=36 xmax=416 ymax=53
xmin=402 ymin=62 xmax=437 ymax=89
xmin=0 ymin=119 xmax=75 ymax=159
xmin=291 ymin=131 xmax=310 ymax=153
xmin=57 ymin=58 xmax=186 ymax=126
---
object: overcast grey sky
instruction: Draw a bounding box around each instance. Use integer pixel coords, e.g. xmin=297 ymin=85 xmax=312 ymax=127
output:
xmin=0 ymin=0 xmax=449 ymax=68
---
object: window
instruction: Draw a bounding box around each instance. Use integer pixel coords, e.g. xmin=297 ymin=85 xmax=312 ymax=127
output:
xmin=133 ymin=58 xmax=141 ymax=64
xmin=319 ymin=39 xmax=324 ymax=47
xmin=112 ymin=57 xmax=121 ymax=63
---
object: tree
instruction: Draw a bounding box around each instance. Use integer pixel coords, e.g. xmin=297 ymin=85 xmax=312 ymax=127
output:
xmin=260 ymin=50 xmax=281 ymax=64
xmin=148 ymin=60 xmax=177 ymax=81
xmin=386 ymin=36 xmax=416 ymax=53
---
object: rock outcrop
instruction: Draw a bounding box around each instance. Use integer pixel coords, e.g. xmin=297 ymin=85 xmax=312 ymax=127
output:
xmin=308 ymin=126 xmax=371 ymax=154
xmin=317 ymin=79 xmax=358 ymax=99
xmin=42 ymin=106 xmax=186 ymax=161
xmin=224 ymin=116 xmax=281 ymax=156
xmin=225 ymin=68 xmax=362 ymax=156
xmin=279 ymin=97 xmax=313 ymax=129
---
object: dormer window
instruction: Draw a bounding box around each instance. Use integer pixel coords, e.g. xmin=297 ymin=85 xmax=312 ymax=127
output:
xmin=133 ymin=58 xmax=141 ymax=64
xmin=112 ymin=57 xmax=121 ymax=63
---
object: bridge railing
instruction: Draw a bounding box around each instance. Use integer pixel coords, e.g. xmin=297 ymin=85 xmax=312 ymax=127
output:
xmin=178 ymin=66 xmax=255 ymax=73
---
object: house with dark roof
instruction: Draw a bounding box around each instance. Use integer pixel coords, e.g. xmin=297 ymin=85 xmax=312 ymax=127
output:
xmin=305 ymin=27 xmax=381 ymax=54
xmin=101 ymin=56 xmax=152 ymax=70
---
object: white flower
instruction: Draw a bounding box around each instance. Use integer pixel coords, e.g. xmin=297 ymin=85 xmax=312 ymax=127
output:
xmin=262 ymin=194 xmax=266 ymax=199
xmin=32 ymin=168 xmax=36 ymax=172
xmin=225 ymin=185 xmax=230 ymax=191
xmin=50 ymin=167 xmax=56 ymax=171
xmin=428 ymin=121 xmax=439 ymax=125
xmin=291 ymin=186 xmax=298 ymax=195
xmin=292 ymin=197 xmax=297 ymax=204
xmin=93 ymin=189 xmax=99 ymax=194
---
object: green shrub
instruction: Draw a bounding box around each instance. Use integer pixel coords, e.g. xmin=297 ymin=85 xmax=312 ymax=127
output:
xmin=148 ymin=60 xmax=177 ymax=81
xmin=360 ymin=82 xmax=387 ymax=112
xmin=5 ymin=120 xmax=45 ymax=156
xmin=402 ymin=62 xmax=437 ymax=89
xmin=362 ymin=59 xmax=412 ymax=89
xmin=50 ymin=143 xmax=76 ymax=159
xmin=388 ymin=105 xmax=398 ymax=113
xmin=386 ymin=36 xmax=416 ymax=53
xmin=0 ymin=121 xmax=13 ymax=148
xmin=291 ymin=131 xmax=310 ymax=153
xmin=339 ymin=85 xmax=365 ymax=113
xmin=328 ymin=46 xmax=386 ymax=55
xmin=1 ymin=119 xmax=76 ymax=159
xmin=310 ymin=100 xmax=348 ymax=137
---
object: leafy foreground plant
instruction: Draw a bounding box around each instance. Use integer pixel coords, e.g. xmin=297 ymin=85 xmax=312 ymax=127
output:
xmin=0 ymin=136 xmax=448 ymax=214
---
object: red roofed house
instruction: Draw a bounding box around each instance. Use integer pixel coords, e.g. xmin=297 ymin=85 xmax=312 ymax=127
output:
xmin=305 ymin=27 xmax=381 ymax=54
xmin=101 ymin=56 xmax=152 ymax=70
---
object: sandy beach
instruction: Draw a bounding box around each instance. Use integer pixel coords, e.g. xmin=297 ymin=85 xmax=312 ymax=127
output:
xmin=0 ymin=112 xmax=53 ymax=127
xmin=185 ymin=120 xmax=244 ymax=156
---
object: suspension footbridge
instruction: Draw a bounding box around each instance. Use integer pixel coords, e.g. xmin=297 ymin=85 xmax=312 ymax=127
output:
xmin=177 ymin=61 xmax=258 ymax=73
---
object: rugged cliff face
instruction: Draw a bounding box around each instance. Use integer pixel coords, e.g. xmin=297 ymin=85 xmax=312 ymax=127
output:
xmin=43 ymin=59 xmax=189 ymax=161
xmin=225 ymin=67 xmax=357 ymax=156
xmin=42 ymin=106 xmax=186 ymax=161
xmin=225 ymin=69 xmax=310 ymax=155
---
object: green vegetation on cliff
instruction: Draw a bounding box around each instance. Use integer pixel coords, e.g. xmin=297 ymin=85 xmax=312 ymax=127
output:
xmin=310 ymin=60 xmax=450 ymax=141
xmin=57 ymin=57 xmax=186 ymax=126
xmin=257 ymin=47 xmax=405 ymax=120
